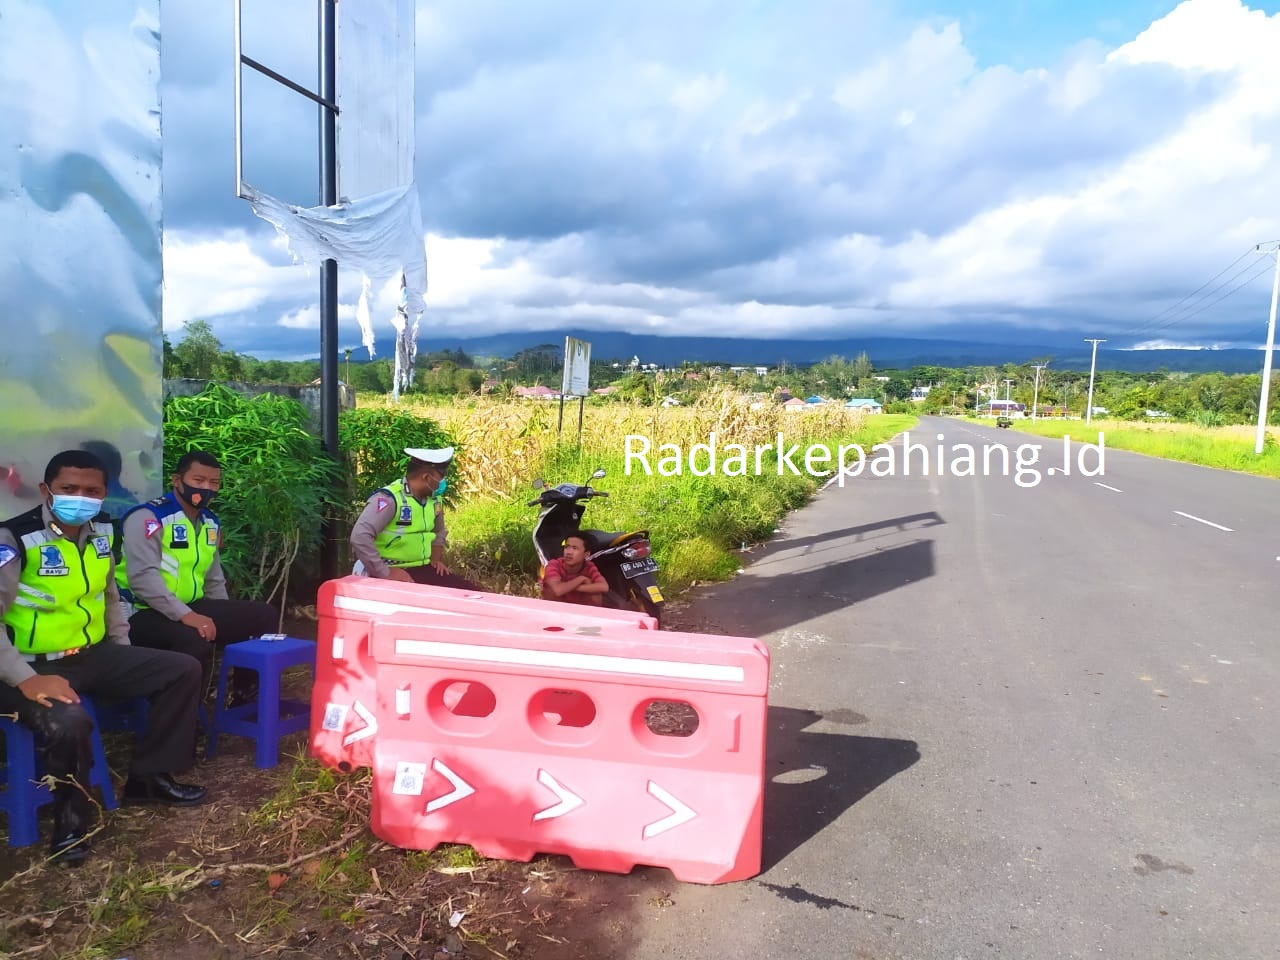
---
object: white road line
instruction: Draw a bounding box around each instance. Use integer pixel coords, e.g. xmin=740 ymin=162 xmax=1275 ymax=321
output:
xmin=1094 ymin=482 xmax=1123 ymax=493
xmin=1173 ymin=510 xmax=1233 ymax=532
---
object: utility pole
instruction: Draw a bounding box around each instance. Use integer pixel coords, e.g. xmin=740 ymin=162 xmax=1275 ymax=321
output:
xmin=1003 ymin=378 xmax=1013 ymax=417
xmin=1031 ymin=363 xmax=1049 ymax=421
xmin=1084 ymin=339 xmax=1106 ymax=425
xmin=1255 ymin=243 xmax=1280 ymax=454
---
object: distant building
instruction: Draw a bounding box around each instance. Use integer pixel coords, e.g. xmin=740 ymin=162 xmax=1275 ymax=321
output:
xmin=845 ymin=398 xmax=883 ymax=413
xmin=979 ymin=400 xmax=1025 ymax=416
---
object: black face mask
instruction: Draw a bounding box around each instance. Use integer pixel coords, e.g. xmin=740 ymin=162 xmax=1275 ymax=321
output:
xmin=177 ymin=481 xmax=217 ymax=509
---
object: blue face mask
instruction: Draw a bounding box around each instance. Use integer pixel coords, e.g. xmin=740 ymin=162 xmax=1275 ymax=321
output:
xmin=434 ymin=477 xmax=447 ymax=497
xmin=49 ymin=494 xmax=104 ymax=526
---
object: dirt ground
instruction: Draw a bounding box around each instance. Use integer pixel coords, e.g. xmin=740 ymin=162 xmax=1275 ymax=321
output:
xmin=0 ymin=601 xmax=723 ymax=960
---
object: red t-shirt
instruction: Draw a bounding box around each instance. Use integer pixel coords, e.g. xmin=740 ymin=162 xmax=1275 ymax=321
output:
xmin=542 ymin=556 xmax=605 ymax=603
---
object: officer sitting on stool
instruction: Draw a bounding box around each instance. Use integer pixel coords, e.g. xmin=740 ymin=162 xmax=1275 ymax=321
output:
xmin=350 ymin=446 xmax=480 ymax=589
xmin=115 ymin=450 xmax=277 ymax=703
xmin=0 ymin=449 xmax=207 ymax=866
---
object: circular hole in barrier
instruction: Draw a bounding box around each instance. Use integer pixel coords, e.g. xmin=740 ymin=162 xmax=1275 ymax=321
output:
xmin=527 ymin=689 xmax=598 ymax=743
xmin=433 ymin=680 xmax=496 ymax=718
xmin=642 ymin=700 xmax=700 ymax=738
xmin=338 ymin=761 xmax=352 ymax=774
xmin=424 ymin=686 xmax=499 ymax=737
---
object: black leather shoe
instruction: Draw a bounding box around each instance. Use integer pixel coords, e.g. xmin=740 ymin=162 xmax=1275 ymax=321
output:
xmin=122 ymin=772 xmax=208 ymax=806
xmin=49 ymin=829 xmax=92 ymax=866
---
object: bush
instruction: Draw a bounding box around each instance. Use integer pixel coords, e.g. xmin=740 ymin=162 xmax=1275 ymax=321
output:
xmin=336 ymin=407 xmax=458 ymax=512
xmin=162 ymin=384 xmax=344 ymax=605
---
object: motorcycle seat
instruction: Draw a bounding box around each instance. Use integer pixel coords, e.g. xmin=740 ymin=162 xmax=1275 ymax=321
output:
xmin=579 ymin=529 xmax=620 ymax=552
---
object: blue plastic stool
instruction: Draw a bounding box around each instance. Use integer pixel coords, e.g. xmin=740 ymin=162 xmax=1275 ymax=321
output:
xmin=0 ymin=698 xmax=118 ymax=848
xmin=207 ymin=636 xmax=315 ymax=769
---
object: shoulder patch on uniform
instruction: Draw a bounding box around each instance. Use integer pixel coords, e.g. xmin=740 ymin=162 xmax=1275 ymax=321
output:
xmin=376 ymin=497 xmax=390 ymax=512
xmin=0 ymin=543 xmax=17 ymax=567
xmin=144 ymin=518 xmax=161 ymax=538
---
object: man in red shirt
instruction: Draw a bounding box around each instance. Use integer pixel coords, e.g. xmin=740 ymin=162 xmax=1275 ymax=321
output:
xmin=541 ymin=534 xmax=610 ymax=606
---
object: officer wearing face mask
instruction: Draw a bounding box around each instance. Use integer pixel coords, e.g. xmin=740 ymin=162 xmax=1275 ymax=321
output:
xmin=115 ymin=450 xmax=277 ymax=700
xmin=0 ymin=449 xmax=207 ymax=865
xmin=349 ymin=446 xmax=479 ymax=589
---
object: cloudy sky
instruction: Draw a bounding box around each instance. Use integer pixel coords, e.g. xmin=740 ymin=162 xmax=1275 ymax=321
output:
xmin=158 ymin=0 xmax=1280 ymax=360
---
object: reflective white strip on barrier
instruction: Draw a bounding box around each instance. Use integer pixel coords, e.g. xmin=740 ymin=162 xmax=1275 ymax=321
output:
xmin=334 ymin=595 xmax=468 ymax=617
xmin=393 ymin=638 xmax=746 ymax=684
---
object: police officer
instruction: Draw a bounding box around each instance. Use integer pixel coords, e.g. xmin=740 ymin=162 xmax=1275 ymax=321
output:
xmin=116 ymin=450 xmax=277 ymax=698
xmin=349 ymin=446 xmax=479 ymax=589
xmin=0 ymin=450 xmax=207 ymax=866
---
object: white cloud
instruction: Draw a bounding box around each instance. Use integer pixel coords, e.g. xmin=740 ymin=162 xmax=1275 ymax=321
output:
xmin=155 ymin=0 xmax=1280 ymax=356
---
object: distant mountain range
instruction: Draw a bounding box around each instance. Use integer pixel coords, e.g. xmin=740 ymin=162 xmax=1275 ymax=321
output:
xmin=350 ymin=330 xmax=1270 ymax=374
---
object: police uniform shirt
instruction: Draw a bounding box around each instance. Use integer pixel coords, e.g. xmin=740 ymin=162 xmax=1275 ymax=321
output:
xmin=349 ymin=484 xmax=448 ymax=579
xmin=0 ymin=505 xmax=132 ymax=687
xmin=120 ymin=503 xmax=231 ymax=621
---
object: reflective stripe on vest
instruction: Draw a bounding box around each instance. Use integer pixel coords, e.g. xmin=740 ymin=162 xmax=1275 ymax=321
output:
xmin=116 ymin=497 xmax=219 ymax=607
xmin=1 ymin=520 xmax=114 ymax=655
xmin=372 ymin=478 xmax=442 ymax=568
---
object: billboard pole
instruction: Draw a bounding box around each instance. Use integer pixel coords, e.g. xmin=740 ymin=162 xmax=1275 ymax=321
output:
xmin=318 ymin=0 xmax=339 ymax=580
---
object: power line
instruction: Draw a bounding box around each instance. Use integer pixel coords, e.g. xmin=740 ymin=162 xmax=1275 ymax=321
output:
xmin=1162 ymin=260 xmax=1278 ymax=330
xmin=1125 ymin=248 xmax=1269 ymax=340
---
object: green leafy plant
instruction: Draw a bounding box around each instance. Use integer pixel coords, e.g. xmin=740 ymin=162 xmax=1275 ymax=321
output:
xmin=162 ymin=384 xmax=344 ymax=605
xmin=336 ymin=406 xmax=458 ymax=510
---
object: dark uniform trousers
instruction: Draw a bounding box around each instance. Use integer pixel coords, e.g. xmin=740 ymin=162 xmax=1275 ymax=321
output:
xmin=404 ymin=565 xmax=481 ymax=591
xmin=0 ymin=643 xmax=201 ymax=821
xmin=128 ymin=597 xmax=279 ymax=692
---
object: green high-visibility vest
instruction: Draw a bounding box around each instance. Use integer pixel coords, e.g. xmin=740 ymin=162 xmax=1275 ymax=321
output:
xmin=115 ymin=493 xmax=220 ymax=607
xmin=372 ymin=478 xmax=442 ymax=568
xmin=1 ymin=506 xmax=114 ymax=655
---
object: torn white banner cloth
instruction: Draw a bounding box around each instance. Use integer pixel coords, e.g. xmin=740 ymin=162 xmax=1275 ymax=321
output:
xmin=243 ymin=181 xmax=427 ymax=361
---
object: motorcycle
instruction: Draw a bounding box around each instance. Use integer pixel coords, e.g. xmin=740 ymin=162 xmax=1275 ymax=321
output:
xmin=528 ymin=468 xmax=665 ymax=626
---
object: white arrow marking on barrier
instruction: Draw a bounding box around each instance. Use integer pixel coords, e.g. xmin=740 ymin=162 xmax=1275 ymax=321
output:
xmin=425 ymin=759 xmax=476 ymax=813
xmin=642 ymin=781 xmax=697 ymax=839
xmin=395 ymin=685 xmax=411 ymax=717
xmin=332 ymin=632 xmax=345 ymax=660
xmin=533 ymin=769 xmax=585 ymax=821
xmin=342 ymin=700 xmax=378 ymax=746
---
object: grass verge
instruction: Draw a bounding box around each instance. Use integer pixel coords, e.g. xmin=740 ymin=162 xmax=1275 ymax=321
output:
xmin=997 ymin=417 xmax=1280 ymax=479
xmin=443 ymin=411 xmax=918 ymax=597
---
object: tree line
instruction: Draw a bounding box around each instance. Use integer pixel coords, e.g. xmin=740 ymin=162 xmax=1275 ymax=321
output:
xmin=164 ymin=322 xmax=1279 ymax=425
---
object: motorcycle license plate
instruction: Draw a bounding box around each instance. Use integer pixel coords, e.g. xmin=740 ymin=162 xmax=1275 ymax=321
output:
xmin=620 ymin=558 xmax=658 ymax=579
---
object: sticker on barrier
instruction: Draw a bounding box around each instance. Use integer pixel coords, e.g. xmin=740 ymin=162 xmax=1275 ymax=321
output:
xmin=309 ymin=576 xmax=658 ymax=772
xmin=366 ymin=611 xmax=769 ymax=885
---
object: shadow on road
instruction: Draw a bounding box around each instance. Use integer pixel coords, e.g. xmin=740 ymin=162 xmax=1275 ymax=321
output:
xmin=697 ymin=537 xmax=936 ymax=637
xmin=763 ymin=510 xmax=945 ymax=557
xmin=762 ymin=706 xmax=920 ymax=873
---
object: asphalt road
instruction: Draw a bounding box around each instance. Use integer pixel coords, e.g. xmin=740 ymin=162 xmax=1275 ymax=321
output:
xmin=581 ymin=415 xmax=1280 ymax=960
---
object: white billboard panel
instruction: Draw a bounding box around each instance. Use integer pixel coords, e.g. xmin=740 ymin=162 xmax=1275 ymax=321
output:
xmin=562 ymin=337 xmax=592 ymax=397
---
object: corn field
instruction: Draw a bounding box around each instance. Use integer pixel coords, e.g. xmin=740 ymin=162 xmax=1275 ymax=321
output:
xmin=361 ymin=386 xmax=872 ymax=499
